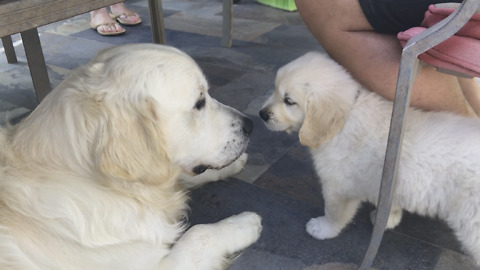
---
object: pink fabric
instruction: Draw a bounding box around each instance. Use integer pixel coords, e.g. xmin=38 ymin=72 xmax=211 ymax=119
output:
xmin=397 ymin=5 xmax=480 ymax=77
xmin=421 ymin=5 xmax=480 ymax=39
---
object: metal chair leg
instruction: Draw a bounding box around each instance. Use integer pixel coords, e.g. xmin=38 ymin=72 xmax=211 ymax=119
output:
xmin=146 ymin=0 xmax=233 ymax=47
xmin=358 ymin=0 xmax=480 ymax=269
xmin=148 ymin=0 xmax=166 ymax=44
xmin=221 ymin=0 xmax=233 ymax=47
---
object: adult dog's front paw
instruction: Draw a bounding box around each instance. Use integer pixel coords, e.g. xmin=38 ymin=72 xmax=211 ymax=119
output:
xmin=218 ymin=211 xmax=262 ymax=253
xmin=306 ymin=216 xmax=341 ymax=240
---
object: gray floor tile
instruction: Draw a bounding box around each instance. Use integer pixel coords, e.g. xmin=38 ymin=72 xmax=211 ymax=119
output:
xmin=188 ymin=179 xmax=478 ymax=270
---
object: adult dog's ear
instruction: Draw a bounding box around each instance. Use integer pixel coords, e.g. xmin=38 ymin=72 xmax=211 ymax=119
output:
xmin=95 ymin=98 xmax=174 ymax=183
xmin=299 ymin=92 xmax=347 ymax=148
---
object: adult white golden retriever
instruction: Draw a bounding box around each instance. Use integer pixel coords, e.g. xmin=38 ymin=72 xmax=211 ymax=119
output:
xmin=259 ymin=51 xmax=480 ymax=265
xmin=0 ymin=44 xmax=262 ymax=270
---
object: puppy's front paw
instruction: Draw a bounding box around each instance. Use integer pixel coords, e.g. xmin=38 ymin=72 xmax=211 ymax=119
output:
xmin=306 ymin=216 xmax=341 ymax=240
xmin=218 ymin=212 xmax=262 ymax=253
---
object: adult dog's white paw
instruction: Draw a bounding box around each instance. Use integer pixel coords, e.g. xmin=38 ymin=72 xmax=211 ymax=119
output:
xmin=306 ymin=216 xmax=341 ymax=240
xmin=218 ymin=211 xmax=262 ymax=252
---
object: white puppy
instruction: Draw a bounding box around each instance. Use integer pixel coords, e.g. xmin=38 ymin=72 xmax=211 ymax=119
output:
xmin=260 ymin=51 xmax=480 ymax=265
xmin=0 ymin=44 xmax=262 ymax=270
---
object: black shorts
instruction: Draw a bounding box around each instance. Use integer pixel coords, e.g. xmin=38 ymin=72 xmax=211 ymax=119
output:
xmin=358 ymin=0 xmax=463 ymax=34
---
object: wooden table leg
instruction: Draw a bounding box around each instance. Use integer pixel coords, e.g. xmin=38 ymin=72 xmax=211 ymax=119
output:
xmin=20 ymin=28 xmax=51 ymax=103
xmin=1 ymin=36 xmax=18 ymax=63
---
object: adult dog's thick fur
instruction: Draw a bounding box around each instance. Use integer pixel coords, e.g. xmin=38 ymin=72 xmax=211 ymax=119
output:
xmin=260 ymin=52 xmax=480 ymax=265
xmin=0 ymin=44 xmax=262 ymax=269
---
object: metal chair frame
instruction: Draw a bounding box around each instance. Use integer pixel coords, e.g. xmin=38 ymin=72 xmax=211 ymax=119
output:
xmin=358 ymin=0 xmax=480 ymax=268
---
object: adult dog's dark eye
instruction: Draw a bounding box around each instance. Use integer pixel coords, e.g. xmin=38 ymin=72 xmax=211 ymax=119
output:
xmin=284 ymin=96 xmax=296 ymax=106
xmin=195 ymin=98 xmax=206 ymax=110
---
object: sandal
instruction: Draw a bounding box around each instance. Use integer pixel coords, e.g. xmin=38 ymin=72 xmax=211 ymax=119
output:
xmin=90 ymin=21 xmax=126 ymax=36
xmin=110 ymin=12 xmax=142 ymax=26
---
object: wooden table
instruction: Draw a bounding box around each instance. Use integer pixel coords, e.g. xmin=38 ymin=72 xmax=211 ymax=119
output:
xmin=1 ymin=0 xmax=130 ymax=101
xmin=0 ymin=0 xmax=169 ymax=102
xmin=0 ymin=0 xmax=233 ymax=102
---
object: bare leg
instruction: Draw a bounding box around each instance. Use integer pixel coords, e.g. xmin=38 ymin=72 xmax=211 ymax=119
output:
xmin=109 ymin=3 xmax=142 ymax=25
xmin=458 ymin=77 xmax=480 ymax=117
xmin=295 ymin=0 xmax=477 ymax=117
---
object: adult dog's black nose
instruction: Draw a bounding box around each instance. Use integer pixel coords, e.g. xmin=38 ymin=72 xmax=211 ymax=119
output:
xmin=259 ymin=109 xmax=270 ymax=121
xmin=242 ymin=117 xmax=254 ymax=136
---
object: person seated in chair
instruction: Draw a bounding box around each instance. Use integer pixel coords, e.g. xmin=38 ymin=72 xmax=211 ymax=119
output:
xmin=295 ymin=0 xmax=480 ymax=117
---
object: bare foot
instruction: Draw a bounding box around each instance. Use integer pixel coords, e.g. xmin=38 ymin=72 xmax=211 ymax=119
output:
xmin=90 ymin=8 xmax=125 ymax=36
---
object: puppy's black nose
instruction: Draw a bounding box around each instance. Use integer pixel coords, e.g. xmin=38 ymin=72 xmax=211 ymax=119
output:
xmin=242 ymin=117 xmax=254 ymax=136
xmin=259 ymin=109 xmax=270 ymax=121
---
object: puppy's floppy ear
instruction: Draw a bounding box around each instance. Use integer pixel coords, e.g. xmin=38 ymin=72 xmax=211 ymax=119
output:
xmin=299 ymin=92 xmax=348 ymax=148
xmin=95 ymin=98 xmax=174 ymax=183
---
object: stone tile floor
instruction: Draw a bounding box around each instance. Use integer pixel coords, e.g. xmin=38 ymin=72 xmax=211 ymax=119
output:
xmin=0 ymin=0 xmax=478 ymax=269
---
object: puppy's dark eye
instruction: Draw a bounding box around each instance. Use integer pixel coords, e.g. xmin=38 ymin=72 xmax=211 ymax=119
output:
xmin=284 ymin=96 xmax=296 ymax=106
xmin=195 ymin=98 xmax=206 ymax=110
